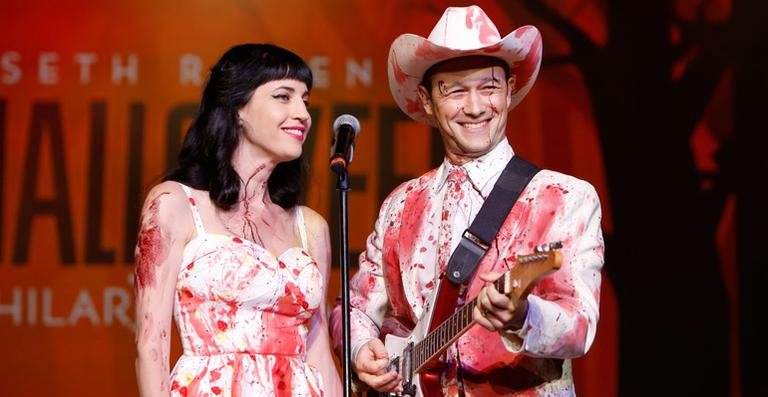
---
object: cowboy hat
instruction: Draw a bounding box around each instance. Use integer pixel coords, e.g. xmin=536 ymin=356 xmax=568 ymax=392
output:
xmin=387 ymin=5 xmax=542 ymax=126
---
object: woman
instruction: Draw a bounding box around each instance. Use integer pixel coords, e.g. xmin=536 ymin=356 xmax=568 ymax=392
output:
xmin=134 ymin=43 xmax=342 ymax=397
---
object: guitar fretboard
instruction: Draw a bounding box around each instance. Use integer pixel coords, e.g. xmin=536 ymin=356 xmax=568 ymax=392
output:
xmin=410 ymin=250 xmax=555 ymax=370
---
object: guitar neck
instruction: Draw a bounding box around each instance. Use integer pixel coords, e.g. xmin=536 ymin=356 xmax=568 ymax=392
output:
xmin=411 ymin=248 xmax=561 ymax=372
xmin=409 ymin=283 xmax=497 ymax=372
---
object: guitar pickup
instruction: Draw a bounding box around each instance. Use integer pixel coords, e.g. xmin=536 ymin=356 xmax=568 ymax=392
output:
xmin=401 ymin=342 xmax=417 ymax=396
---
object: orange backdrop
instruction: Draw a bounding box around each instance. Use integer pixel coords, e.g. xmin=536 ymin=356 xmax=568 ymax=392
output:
xmin=0 ymin=1 xmax=616 ymax=395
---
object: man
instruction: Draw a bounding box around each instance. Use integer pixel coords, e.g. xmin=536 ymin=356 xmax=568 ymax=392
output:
xmin=331 ymin=5 xmax=604 ymax=396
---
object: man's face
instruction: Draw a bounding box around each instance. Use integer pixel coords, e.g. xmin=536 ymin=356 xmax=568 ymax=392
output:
xmin=418 ymin=57 xmax=514 ymax=165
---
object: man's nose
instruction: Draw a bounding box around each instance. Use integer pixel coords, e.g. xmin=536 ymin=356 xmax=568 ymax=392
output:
xmin=463 ymin=91 xmax=485 ymax=116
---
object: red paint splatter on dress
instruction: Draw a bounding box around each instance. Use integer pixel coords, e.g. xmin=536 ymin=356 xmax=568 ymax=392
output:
xmin=272 ymin=357 xmax=294 ymax=397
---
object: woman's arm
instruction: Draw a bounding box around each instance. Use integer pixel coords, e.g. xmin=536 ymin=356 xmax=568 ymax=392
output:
xmin=134 ymin=182 xmax=191 ymax=397
xmin=302 ymin=207 xmax=343 ymax=396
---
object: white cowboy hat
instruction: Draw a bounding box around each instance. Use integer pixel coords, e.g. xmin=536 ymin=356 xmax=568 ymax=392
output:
xmin=387 ymin=5 xmax=542 ymax=126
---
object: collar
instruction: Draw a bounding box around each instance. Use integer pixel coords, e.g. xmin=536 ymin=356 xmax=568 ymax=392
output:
xmin=434 ymin=138 xmax=515 ymax=193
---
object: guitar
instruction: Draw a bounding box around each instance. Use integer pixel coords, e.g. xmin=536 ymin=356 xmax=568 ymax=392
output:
xmin=371 ymin=241 xmax=563 ymax=397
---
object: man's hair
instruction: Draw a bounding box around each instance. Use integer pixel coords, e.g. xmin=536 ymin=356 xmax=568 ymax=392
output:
xmin=165 ymin=43 xmax=313 ymax=210
xmin=419 ymin=55 xmax=510 ymax=93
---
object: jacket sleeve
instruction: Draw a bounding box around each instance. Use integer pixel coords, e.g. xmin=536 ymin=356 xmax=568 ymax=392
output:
xmin=504 ymin=178 xmax=605 ymax=358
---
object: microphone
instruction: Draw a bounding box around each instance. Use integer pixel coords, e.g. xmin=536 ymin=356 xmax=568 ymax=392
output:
xmin=330 ymin=114 xmax=361 ymax=173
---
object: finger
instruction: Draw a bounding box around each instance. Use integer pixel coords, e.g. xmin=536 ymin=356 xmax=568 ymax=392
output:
xmin=355 ymin=347 xmax=390 ymax=375
xmin=478 ymin=271 xmax=504 ymax=282
xmin=377 ymin=372 xmax=403 ymax=393
xmin=476 ymin=289 xmax=490 ymax=309
xmin=478 ymin=287 xmax=507 ymax=314
xmin=358 ymin=369 xmax=390 ymax=387
xmin=477 ymin=295 xmax=517 ymax=331
xmin=361 ymin=370 xmax=399 ymax=392
xmin=486 ymin=311 xmax=509 ymax=330
xmin=354 ymin=344 xmax=374 ymax=370
xmin=507 ymin=290 xmax=524 ymax=311
xmin=362 ymin=357 xmax=391 ymax=374
xmin=473 ymin=304 xmax=494 ymax=331
xmin=368 ymin=339 xmax=390 ymax=360
xmin=486 ymin=286 xmax=511 ymax=309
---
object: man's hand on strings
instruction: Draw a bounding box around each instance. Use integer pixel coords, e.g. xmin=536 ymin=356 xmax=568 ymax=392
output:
xmin=354 ymin=339 xmax=402 ymax=393
xmin=473 ymin=271 xmax=529 ymax=332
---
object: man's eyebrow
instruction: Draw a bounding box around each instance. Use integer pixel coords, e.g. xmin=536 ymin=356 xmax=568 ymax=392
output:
xmin=443 ymin=75 xmax=500 ymax=88
xmin=475 ymin=75 xmax=503 ymax=84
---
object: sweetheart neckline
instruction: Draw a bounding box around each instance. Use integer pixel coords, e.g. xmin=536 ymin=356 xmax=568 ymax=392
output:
xmin=184 ymin=232 xmax=309 ymax=261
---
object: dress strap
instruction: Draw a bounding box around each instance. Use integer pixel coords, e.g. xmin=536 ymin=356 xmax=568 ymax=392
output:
xmin=295 ymin=206 xmax=309 ymax=251
xmin=178 ymin=183 xmax=206 ymax=237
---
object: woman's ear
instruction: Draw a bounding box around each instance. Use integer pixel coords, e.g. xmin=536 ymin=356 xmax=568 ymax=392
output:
xmin=235 ymin=111 xmax=247 ymax=132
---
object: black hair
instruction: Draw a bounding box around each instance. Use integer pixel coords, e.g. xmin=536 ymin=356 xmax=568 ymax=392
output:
xmin=165 ymin=43 xmax=313 ymax=210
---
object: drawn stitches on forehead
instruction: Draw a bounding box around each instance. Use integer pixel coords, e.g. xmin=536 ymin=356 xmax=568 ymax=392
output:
xmin=435 ymin=67 xmax=504 ymax=97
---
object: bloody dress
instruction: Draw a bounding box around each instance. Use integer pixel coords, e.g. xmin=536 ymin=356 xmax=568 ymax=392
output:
xmin=170 ymin=184 xmax=325 ymax=397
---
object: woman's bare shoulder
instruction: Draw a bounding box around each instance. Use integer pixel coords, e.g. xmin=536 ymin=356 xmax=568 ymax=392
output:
xmin=140 ymin=181 xmax=195 ymax=238
xmin=298 ymin=205 xmax=329 ymax=236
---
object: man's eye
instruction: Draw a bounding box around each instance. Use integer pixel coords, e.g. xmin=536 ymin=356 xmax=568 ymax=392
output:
xmin=444 ymin=89 xmax=465 ymax=97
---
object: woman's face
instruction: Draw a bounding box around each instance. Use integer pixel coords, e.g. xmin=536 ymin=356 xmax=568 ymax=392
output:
xmin=237 ymin=78 xmax=311 ymax=163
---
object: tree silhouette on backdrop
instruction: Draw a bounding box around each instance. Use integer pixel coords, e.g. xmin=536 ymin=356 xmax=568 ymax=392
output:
xmin=731 ymin=1 xmax=768 ymax=396
xmin=501 ymin=0 xmax=748 ymax=395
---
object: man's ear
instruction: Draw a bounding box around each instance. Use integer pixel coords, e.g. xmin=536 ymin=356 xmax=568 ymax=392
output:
xmin=507 ymin=75 xmax=516 ymax=105
xmin=417 ymin=85 xmax=434 ymax=117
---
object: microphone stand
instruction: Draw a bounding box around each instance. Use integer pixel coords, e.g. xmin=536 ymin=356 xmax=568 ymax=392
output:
xmin=333 ymin=165 xmax=352 ymax=397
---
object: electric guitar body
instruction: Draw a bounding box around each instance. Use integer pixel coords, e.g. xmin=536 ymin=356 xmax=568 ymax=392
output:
xmin=369 ymin=242 xmax=563 ymax=397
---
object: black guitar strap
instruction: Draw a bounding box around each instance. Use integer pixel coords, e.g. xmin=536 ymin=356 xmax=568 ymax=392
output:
xmin=445 ymin=155 xmax=540 ymax=285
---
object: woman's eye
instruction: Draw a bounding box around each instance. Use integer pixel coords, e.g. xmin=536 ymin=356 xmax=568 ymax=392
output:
xmin=273 ymin=94 xmax=290 ymax=101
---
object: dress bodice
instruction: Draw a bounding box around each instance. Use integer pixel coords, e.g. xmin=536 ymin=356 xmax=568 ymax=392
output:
xmin=169 ymin=183 xmax=325 ymax=396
